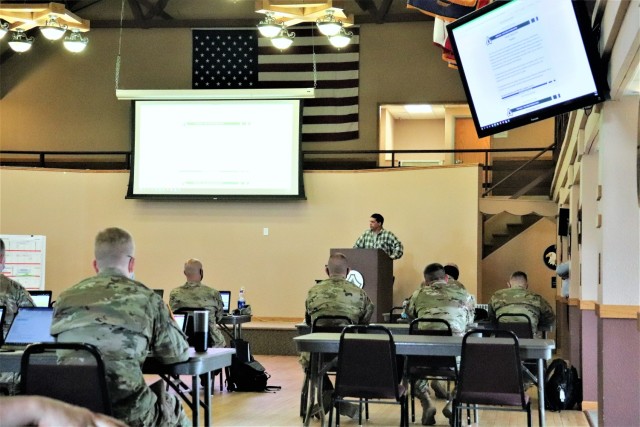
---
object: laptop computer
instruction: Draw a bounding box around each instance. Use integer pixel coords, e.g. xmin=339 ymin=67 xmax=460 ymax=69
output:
xmin=219 ymin=291 xmax=231 ymax=314
xmin=0 ymin=306 xmax=5 ymax=345
xmin=2 ymin=307 xmax=55 ymax=349
xmin=28 ymin=290 xmax=53 ymax=308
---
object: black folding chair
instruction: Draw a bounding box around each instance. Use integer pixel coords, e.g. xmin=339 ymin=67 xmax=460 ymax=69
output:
xmin=496 ymin=313 xmax=540 ymax=385
xmin=300 ymin=315 xmax=353 ymax=419
xmin=407 ymin=318 xmax=458 ymax=422
xmin=329 ymin=325 xmax=408 ymax=427
xmin=21 ymin=342 xmax=112 ymax=415
xmin=453 ymin=328 xmax=531 ymax=427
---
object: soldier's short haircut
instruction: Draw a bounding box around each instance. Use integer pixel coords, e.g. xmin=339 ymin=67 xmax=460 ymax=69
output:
xmin=95 ymin=227 xmax=134 ymax=267
xmin=371 ymin=213 xmax=384 ymax=226
xmin=424 ymin=263 xmax=446 ymax=282
xmin=509 ymin=271 xmax=528 ymax=287
xmin=184 ymin=258 xmax=203 ymax=275
xmin=327 ymin=252 xmax=349 ymax=276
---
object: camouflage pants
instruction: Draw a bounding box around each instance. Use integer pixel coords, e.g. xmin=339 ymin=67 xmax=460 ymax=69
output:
xmin=0 ymin=372 xmax=20 ymax=396
xmin=147 ymin=380 xmax=190 ymax=427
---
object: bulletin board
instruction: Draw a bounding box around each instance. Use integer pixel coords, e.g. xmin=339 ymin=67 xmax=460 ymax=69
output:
xmin=0 ymin=234 xmax=46 ymax=290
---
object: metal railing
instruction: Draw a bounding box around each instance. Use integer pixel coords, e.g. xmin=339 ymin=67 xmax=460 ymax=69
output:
xmin=1 ymin=144 xmax=555 ymax=197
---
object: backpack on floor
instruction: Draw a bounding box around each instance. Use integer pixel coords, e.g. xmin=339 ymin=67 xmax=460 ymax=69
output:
xmin=225 ymin=339 xmax=281 ymax=392
xmin=544 ymin=358 xmax=582 ymax=411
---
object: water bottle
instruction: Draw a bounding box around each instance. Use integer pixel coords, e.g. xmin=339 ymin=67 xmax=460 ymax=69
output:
xmin=238 ymin=287 xmax=246 ymax=310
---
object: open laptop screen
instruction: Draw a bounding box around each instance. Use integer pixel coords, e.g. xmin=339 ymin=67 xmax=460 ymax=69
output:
xmin=28 ymin=290 xmax=52 ymax=308
xmin=0 ymin=306 xmax=5 ymax=345
xmin=219 ymin=291 xmax=231 ymax=314
xmin=4 ymin=307 xmax=55 ymax=345
xmin=173 ymin=313 xmax=186 ymax=331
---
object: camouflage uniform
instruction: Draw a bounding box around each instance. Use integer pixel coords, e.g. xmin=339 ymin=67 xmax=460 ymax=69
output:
xmin=353 ymin=229 xmax=404 ymax=259
xmin=300 ymin=276 xmax=374 ymax=368
xmin=489 ymin=286 xmax=555 ymax=335
xmin=404 ymin=279 xmax=476 ymax=405
xmin=169 ymin=281 xmax=226 ymax=348
xmin=0 ymin=275 xmax=35 ymax=395
xmin=51 ymin=268 xmax=190 ymax=427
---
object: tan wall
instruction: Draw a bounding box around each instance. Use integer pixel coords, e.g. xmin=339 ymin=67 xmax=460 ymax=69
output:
xmin=393 ymin=119 xmax=446 ymax=164
xmin=0 ymin=165 xmax=481 ymax=318
xmin=0 ymin=22 xmax=467 ymax=153
xmin=491 ymin=119 xmax=555 ymax=159
xmin=482 ymin=217 xmax=557 ymax=310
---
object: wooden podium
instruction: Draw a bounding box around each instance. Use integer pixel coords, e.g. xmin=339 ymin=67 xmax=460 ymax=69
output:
xmin=330 ymin=248 xmax=393 ymax=322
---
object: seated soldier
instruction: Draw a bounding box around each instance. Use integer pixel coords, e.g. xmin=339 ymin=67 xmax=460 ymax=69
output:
xmin=404 ymin=263 xmax=475 ymax=426
xmin=51 ymin=227 xmax=190 ymax=427
xmin=301 ymin=252 xmax=374 ymax=419
xmin=169 ymin=258 xmax=226 ymax=348
xmin=489 ymin=270 xmax=556 ymax=336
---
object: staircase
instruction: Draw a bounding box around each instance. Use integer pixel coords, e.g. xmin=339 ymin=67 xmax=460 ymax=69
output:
xmin=488 ymin=159 xmax=555 ymax=197
xmin=483 ymin=213 xmax=542 ymax=257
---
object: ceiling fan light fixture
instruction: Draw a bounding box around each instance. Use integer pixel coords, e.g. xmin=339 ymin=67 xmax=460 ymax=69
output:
xmin=257 ymin=13 xmax=282 ymax=38
xmin=328 ymin=28 xmax=352 ymax=49
xmin=316 ymin=10 xmax=342 ymax=36
xmin=271 ymin=25 xmax=295 ymax=50
xmin=0 ymin=21 xmax=9 ymax=39
xmin=8 ymin=30 xmax=34 ymax=53
xmin=63 ymin=30 xmax=89 ymax=53
xmin=40 ymin=16 xmax=67 ymax=40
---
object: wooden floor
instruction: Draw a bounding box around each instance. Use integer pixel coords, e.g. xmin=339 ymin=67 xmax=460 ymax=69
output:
xmin=177 ymin=355 xmax=589 ymax=427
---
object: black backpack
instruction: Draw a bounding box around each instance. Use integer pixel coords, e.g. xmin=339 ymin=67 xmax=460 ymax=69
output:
xmin=544 ymin=358 xmax=582 ymax=411
xmin=225 ymin=339 xmax=280 ymax=392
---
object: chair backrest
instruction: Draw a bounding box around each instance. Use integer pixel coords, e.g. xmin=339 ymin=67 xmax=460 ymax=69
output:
xmin=456 ymin=328 xmax=528 ymax=409
xmin=388 ymin=306 xmax=404 ymax=323
xmin=474 ymin=307 xmax=489 ymax=321
xmin=408 ymin=318 xmax=457 ymax=371
xmin=21 ymin=342 xmax=112 ymax=415
xmin=496 ymin=313 xmax=534 ymax=339
xmin=311 ymin=315 xmax=353 ymax=333
xmin=334 ymin=325 xmax=402 ymax=400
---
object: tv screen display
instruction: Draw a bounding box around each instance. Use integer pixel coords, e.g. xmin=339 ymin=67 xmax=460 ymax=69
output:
xmin=447 ymin=0 xmax=607 ymax=138
xmin=127 ymin=99 xmax=305 ymax=200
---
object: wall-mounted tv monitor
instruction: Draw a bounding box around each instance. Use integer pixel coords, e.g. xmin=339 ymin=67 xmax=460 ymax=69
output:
xmin=127 ymin=99 xmax=305 ymax=200
xmin=447 ymin=0 xmax=608 ymax=138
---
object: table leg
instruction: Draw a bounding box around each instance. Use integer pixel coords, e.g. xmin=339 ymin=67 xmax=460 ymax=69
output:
xmin=202 ymin=372 xmax=212 ymax=427
xmin=303 ymin=352 xmax=318 ymax=427
xmin=537 ymin=359 xmax=546 ymax=427
xmin=192 ymin=374 xmax=200 ymax=427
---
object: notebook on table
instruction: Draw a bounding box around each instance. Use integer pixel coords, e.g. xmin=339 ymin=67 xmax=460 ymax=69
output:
xmin=28 ymin=290 xmax=53 ymax=308
xmin=1 ymin=307 xmax=55 ymax=350
xmin=219 ymin=291 xmax=231 ymax=314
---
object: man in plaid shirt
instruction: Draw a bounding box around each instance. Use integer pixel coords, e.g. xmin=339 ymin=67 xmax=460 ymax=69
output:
xmin=353 ymin=213 xmax=404 ymax=260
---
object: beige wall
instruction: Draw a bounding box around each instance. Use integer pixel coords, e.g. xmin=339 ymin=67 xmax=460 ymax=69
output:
xmin=482 ymin=217 xmax=557 ymax=308
xmin=0 ymin=165 xmax=481 ymax=318
xmin=393 ymin=119 xmax=446 ymax=164
xmin=0 ymin=22 xmax=467 ymax=154
xmin=491 ymin=119 xmax=555 ymax=159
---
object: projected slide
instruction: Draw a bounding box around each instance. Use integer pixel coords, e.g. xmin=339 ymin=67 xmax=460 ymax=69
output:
xmin=131 ymin=99 xmax=303 ymax=198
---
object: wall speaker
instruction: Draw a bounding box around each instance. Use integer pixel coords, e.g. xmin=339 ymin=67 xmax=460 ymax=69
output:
xmin=558 ymin=208 xmax=569 ymax=236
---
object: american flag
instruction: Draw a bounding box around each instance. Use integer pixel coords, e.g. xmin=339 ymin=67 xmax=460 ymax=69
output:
xmin=192 ymin=27 xmax=359 ymax=143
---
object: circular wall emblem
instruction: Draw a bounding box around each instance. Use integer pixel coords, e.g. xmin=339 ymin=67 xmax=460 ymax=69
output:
xmin=346 ymin=270 xmax=365 ymax=288
xmin=543 ymin=245 xmax=557 ymax=270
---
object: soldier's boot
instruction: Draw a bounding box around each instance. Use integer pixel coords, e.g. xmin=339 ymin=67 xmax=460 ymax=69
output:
xmin=420 ymin=396 xmax=436 ymax=426
xmin=442 ymin=399 xmax=453 ymax=420
xmin=431 ymin=380 xmax=448 ymax=399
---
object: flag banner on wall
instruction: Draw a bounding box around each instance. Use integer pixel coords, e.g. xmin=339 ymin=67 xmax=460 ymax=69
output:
xmin=192 ymin=27 xmax=360 ymax=143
